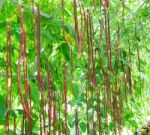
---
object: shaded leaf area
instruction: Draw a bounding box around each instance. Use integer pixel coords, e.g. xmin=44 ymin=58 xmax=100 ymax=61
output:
xmin=0 ymin=95 xmax=6 ymax=118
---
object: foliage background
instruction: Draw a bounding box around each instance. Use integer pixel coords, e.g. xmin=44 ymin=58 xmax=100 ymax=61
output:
xmin=0 ymin=0 xmax=150 ymax=134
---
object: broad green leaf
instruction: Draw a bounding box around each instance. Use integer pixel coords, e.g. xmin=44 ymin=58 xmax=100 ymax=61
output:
xmin=80 ymin=122 xmax=86 ymax=132
xmin=59 ymin=42 xmax=70 ymax=61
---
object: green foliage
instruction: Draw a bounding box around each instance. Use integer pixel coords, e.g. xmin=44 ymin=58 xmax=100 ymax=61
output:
xmin=0 ymin=95 xmax=6 ymax=118
xmin=0 ymin=0 xmax=149 ymax=134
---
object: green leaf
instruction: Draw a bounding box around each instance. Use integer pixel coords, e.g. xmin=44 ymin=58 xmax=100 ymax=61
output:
xmin=41 ymin=28 xmax=56 ymax=42
xmin=68 ymin=115 xmax=74 ymax=128
xmin=29 ymin=81 xmax=40 ymax=105
xmin=11 ymin=110 xmax=17 ymax=118
xmin=80 ymin=122 xmax=86 ymax=132
xmin=0 ymin=128 xmax=5 ymax=134
xmin=59 ymin=42 xmax=70 ymax=61
xmin=0 ymin=95 xmax=6 ymax=118
xmin=109 ymin=121 xmax=114 ymax=131
xmin=72 ymin=83 xmax=79 ymax=98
